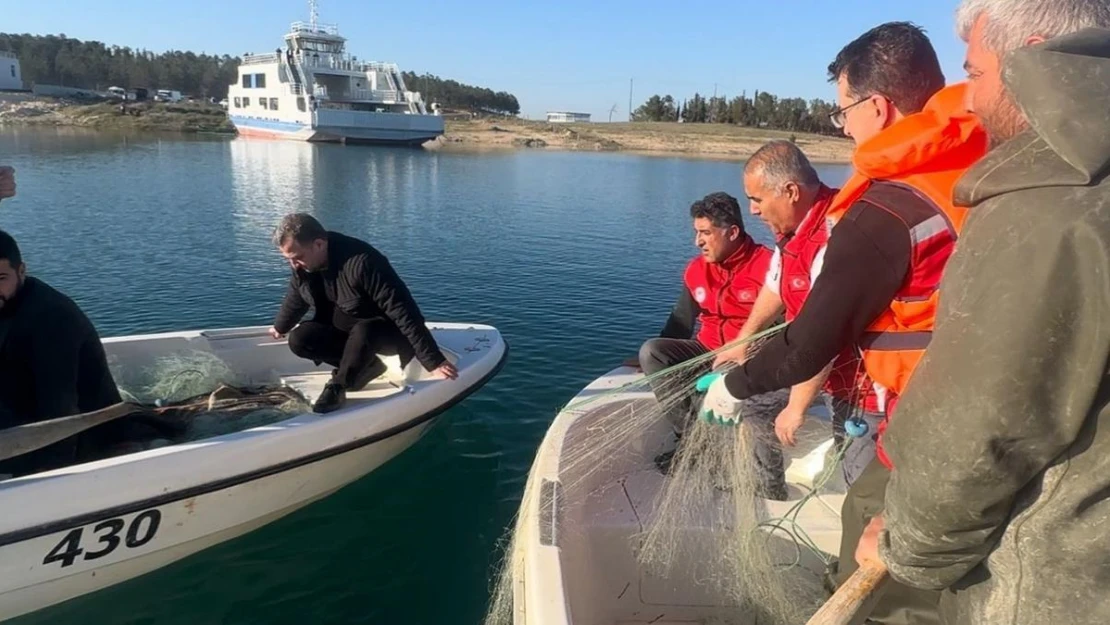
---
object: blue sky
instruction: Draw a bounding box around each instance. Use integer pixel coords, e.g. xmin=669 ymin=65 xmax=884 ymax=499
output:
xmin=7 ymin=0 xmax=971 ymax=120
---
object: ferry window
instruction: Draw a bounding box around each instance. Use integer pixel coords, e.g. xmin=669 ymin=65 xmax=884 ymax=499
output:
xmin=297 ymin=97 xmax=306 ymax=112
xmin=242 ymin=74 xmax=251 ymax=88
xmin=261 ymin=99 xmax=268 ymax=110
xmin=243 ymin=97 xmax=250 ymax=107
xmin=255 ymin=73 xmax=266 ymax=88
xmin=269 ymin=98 xmax=279 ymax=110
xmin=233 ymin=97 xmax=241 ymax=108
xmin=9 ymin=66 xmax=14 ymax=78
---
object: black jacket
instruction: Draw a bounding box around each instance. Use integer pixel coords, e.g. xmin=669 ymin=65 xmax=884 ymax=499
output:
xmin=0 ymin=276 xmax=123 ymax=476
xmin=722 ymin=182 xmax=917 ymax=399
xmin=272 ymin=232 xmax=446 ymax=371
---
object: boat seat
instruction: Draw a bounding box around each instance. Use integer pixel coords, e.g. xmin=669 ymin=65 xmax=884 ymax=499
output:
xmin=278 ymin=353 xmax=426 ymax=404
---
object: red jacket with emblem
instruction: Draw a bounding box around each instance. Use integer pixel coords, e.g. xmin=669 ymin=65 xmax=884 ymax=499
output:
xmin=773 ymin=185 xmax=882 ymax=413
xmin=683 ymin=236 xmax=772 ymax=351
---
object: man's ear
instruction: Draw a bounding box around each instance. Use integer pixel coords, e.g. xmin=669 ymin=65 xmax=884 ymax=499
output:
xmin=783 ymin=181 xmax=801 ymax=203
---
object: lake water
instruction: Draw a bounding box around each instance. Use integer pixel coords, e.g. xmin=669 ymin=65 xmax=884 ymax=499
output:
xmin=0 ymin=127 xmax=851 ymax=625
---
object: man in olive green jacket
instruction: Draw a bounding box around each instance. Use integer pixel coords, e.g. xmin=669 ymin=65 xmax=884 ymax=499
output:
xmin=855 ymin=16 xmax=1110 ymax=625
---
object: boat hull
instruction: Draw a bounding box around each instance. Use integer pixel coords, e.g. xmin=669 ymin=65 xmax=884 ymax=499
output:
xmin=0 ymin=322 xmax=507 ymax=622
xmin=0 ymin=422 xmax=431 ymax=622
xmin=229 ymin=112 xmax=445 ymax=145
xmin=509 ymin=365 xmax=845 ymax=625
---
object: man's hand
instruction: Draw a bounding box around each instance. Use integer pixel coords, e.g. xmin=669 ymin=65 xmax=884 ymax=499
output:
xmin=697 ymin=371 xmax=744 ymax=425
xmin=433 ymin=361 xmax=458 ymax=380
xmin=712 ymin=343 xmax=749 ymax=369
xmin=0 ymin=166 xmax=15 ymax=201
xmin=622 ymin=355 xmax=641 ymax=370
xmin=855 ymin=513 xmax=885 ymax=568
xmin=268 ymin=326 xmax=285 ymax=340
xmin=774 ymin=404 xmax=806 ymax=447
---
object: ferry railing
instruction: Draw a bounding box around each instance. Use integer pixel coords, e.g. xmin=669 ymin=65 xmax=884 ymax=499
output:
xmin=241 ymin=53 xmax=280 ymax=66
xmin=0 ymin=50 xmax=16 ymax=59
xmin=290 ymin=21 xmax=340 ymax=36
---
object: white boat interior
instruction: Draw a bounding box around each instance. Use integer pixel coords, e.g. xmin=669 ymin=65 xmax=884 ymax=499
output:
xmin=511 ymin=365 xmax=845 ymax=625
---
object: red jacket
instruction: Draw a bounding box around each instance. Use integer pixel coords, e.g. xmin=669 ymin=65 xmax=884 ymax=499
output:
xmin=683 ymin=236 xmax=772 ymax=350
xmin=772 ymin=185 xmax=882 ymax=413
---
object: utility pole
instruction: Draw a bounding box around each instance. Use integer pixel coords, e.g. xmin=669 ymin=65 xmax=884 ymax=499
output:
xmin=713 ymin=83 xmax=717 ymax=99
xmin=628 ymin=78 xmax=633 ymax=122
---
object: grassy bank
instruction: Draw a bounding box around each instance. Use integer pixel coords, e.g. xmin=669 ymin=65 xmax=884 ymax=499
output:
xmin=0 ymin=99 xmax=236 ymax=134
xmin=436 ymin=117 xmax=854 ymax=163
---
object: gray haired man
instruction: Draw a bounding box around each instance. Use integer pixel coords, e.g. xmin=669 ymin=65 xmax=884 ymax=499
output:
xmin=853 ymin=2 xmax=1110 ymax=624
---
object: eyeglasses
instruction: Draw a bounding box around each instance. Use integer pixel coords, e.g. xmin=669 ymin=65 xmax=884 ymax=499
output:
xmin=829 ymin=96 xmax=872 ymax=129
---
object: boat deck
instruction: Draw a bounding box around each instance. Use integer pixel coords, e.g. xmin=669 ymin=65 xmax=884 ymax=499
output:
xmin=277 ymin=354 xmax=417 ymax=405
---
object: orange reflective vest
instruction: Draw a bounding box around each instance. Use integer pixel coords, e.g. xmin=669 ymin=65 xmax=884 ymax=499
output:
xmin=826 ymin=83 xmax=988 ymax=467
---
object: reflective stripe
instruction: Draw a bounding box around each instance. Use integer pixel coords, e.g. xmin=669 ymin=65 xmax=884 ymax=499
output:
xmin=909 ymin=214 xmax=951 ymax=245
xmin=860 ymin=331 xmax=932 ymax=351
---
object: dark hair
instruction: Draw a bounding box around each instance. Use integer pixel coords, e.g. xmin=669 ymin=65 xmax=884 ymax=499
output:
xmin=0 ymin=229 xmax=22 ymax=268
xmin=272 ymin=213 xmax=327 ymax=247
xmin=690 ymin=192 xmax=745 ymax=232
xmin=827 ymin=22 xmax=945 ymax=115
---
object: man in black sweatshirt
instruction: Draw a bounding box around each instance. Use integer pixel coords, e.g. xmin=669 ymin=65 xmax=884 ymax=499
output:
xmin=0 ymin=230 xmax=124 ymax=478
xmin=268 ymin=213 xmax=456 ymax=413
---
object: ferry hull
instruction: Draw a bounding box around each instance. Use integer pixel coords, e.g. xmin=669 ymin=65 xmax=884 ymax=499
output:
xmin=230 ymin=114 xmax=444 ymax=145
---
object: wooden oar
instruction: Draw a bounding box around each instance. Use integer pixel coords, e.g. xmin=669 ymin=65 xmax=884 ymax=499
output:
xmin=806 ymin=561 xmax=890 ymax=625
xmin=0 ymin=401 xmax=146 ymax=463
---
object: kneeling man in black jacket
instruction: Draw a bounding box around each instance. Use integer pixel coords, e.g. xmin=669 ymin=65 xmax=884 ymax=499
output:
xmin=268 ymin=213 xmax=457 ymax=413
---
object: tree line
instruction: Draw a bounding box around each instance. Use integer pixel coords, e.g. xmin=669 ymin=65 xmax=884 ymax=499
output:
xmin=632 ymin=91 xmax=843 ymax=136
xmin=0 ymin=33 xmax=521 ymax=114
xmin=1 ymin=33 xmax=239 ymax=99
xmin=400 ymin=72 xmax=520 ymax=116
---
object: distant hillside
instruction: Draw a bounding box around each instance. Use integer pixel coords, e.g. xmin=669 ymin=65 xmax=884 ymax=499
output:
xmin=0 ymin=33 xmax=521 ymax=114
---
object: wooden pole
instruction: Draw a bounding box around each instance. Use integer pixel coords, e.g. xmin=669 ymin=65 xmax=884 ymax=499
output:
xmin=806 ymin=561 xmax=890 ymax=625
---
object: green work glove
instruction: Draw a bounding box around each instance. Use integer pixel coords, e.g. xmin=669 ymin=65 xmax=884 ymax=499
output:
xmin=695 ymin=371 xmax=744 ymax=426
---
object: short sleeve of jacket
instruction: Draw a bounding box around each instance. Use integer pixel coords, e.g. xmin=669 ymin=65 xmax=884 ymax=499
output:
xmin=765 ymin=246 xmax=782 ymax=295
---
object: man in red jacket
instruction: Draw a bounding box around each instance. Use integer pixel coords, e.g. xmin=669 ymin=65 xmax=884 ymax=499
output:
xmin=720 ymin=139 xmax=884 ymax=488
xmin=635 ymin=192 xmax=775 ymax=479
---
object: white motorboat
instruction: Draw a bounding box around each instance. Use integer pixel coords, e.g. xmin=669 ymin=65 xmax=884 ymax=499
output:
xmin=505 ymin=364 xmax=847 ymax=625
xmin=0 ymin=322 xmax=507 ymax=622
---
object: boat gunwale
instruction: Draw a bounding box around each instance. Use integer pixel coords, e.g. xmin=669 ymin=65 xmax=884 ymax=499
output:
xmin=0 ymin=337 xmax=509 ymax=548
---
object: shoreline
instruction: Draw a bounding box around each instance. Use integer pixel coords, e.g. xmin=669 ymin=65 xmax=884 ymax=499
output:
xmin=433 ymin=117 xmax=853 ymax=163
xmin=0 ymin=98 xmax=854 ymax=163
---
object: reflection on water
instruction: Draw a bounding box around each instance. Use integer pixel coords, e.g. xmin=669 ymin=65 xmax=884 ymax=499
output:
xmin=0 ymin=127 xmax=854 ymax=625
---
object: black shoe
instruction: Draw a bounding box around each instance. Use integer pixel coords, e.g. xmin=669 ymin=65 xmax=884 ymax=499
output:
xmin=313 ymin=382 xmax=346 ymax=413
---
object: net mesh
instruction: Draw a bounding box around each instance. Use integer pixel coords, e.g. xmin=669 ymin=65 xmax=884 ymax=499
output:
xmin=484 ymin=323 xmax=873 ymax=625
xmin=108 ymin=349 xmax=309 ymax=447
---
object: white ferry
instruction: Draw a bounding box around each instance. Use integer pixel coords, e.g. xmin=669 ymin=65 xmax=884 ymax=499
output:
xmin=226 ymin=1 xmax=444 ymax=145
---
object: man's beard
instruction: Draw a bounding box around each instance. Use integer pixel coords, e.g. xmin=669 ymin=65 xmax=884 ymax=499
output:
xmin=981 ymin=88 xmax=1028 ymax=149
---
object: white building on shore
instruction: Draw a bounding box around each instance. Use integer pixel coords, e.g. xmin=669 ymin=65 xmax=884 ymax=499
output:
xmin=0 ymin=51 xmax=23 ymax=91
xmin=546 ymin=111 xmax=591 ymax=123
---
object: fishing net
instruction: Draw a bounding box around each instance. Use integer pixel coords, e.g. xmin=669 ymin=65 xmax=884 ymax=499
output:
xmin=107 ymin=349 xmax=310 ymax=449
xmin=483 ymin=323 xmax=874 ymax=625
